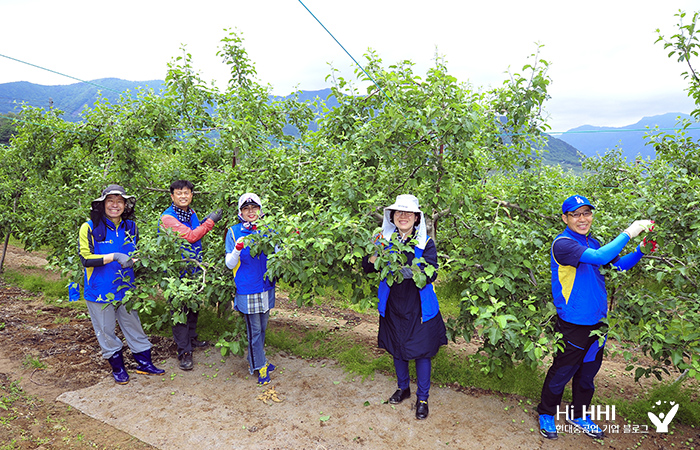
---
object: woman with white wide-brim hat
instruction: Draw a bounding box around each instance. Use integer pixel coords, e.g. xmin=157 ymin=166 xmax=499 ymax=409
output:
xmin=78 ymin=184 xmax=164 ymax=384
xmin=362 ymin=194 xmax=447 ymax=420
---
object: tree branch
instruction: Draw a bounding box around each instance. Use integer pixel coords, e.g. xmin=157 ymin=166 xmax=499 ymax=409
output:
xmin=487 ymin=195 xmax=551 ymax=224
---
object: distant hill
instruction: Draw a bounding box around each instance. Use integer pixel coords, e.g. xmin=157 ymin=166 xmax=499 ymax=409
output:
xmin=557 ymin=113 xmax=700 ymax=161
xmin=0 ymin=79 xmax=581 ymax=168
xmin=538 ymin=134 xmax=585 ymax=170
xmin=0 ymin=78 xmax=164 ymax=121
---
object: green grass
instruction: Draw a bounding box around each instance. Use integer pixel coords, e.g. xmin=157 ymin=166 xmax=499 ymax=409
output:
xmin=606 ymin=382 xmax=700 ymax=428
xmin=1 ymin=268 xmax=71 ymax=300
xmin=22 ymin=355 xmax=46 ymax=370
xmin=431 ymin=350 xmax=544 ymax=399
xmin=434 ymin=276 xmax=466 ymax=318
xmin=266 ymin=328 xmax=394 ymax=380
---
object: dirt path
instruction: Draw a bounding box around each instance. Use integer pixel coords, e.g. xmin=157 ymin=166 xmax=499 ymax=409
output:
xmin=0 ymin=245 xmax=697 ymax=449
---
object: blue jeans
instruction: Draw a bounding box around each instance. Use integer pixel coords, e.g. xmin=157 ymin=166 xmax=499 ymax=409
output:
xmin=244 ymin=311 xmax=269 ymax=374
xmin=394 ymin=357 xmax=432 ymax=401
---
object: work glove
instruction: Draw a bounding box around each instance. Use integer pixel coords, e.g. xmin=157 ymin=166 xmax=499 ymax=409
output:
xmin=623 ymin=220 xmax=654 ymax=239
xmin=205 ymin=208 xmax=223 ymax=223
xmin=399 ymin=266 xmax=414 ymax=280
xmin=112 ymin=252 xmax=134 ymax=269
xmin=640 ymin=236 xmax=658 ymax=254
xmin=234 ymin=236 xmax=245 ymax=251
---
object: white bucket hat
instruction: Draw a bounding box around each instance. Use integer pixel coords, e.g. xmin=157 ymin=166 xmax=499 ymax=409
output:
xmin=382 ymin=194 xmax=428 ymax=249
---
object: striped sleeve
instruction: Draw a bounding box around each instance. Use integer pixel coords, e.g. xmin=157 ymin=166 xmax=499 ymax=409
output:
xmin=160 ymin=214 xmax=214 ymax=244
xmin=78 ymin=222 xmax=105 ymax=267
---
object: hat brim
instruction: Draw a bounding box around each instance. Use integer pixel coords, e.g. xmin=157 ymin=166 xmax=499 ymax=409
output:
xmin=92 ymin=191 xmax=136 ymax=213
xmin=384 ymin=203 xmax=422 ymax=214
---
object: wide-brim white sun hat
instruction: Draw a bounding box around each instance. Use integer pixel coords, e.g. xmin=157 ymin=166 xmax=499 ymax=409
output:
xmin=91 ymin=184 xmax=136 ymax=214
xmin=382 ymin=194 xmax=428 ymax=249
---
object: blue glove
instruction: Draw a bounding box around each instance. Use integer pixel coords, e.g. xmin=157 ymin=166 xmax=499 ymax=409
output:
xmin=399 ymin=266 xmax=413 ymax=280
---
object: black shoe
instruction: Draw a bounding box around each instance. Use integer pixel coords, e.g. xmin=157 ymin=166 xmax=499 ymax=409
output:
xmin=388 ymin=388 xmax=411 ymax=404
xmin=415 ymin=400 xmax=429 ymax=420
xmin=178 ymin=352 xmax=193 ymax=371
xmin=191 ymin=339 xmax=209 ymax=349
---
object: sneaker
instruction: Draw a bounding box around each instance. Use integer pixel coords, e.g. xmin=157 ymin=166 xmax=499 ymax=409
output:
xmin=258 ymin=363 xmax=274 ymax=385
xmin=566 ymin=416 xmax=604 ymax=439
xmin=539 ymin=414 xmax=558 ymax=440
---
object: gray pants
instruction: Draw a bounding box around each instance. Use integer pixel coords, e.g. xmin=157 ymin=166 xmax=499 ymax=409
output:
xmin=86 ymin=301 xmax=151 ymax=359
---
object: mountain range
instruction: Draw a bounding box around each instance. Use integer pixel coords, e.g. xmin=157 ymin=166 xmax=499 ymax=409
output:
xmin=2 ymin=78 xmax=697 ymax=168
xmin=557 ymin=113 xmax=700 ymax=161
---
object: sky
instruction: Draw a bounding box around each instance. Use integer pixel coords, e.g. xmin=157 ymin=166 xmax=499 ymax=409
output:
xmin=1 ymin=0 xmax=698 ymax=132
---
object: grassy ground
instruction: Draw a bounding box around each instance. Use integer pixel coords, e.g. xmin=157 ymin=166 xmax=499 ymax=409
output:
xmin=1 ymin=265 xmax=699 ymax=430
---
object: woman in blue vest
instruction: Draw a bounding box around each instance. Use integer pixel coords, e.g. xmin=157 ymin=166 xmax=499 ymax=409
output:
xmin=362 ymin=194 xmax=447 ymax=420
xmin=78 ymin=184 xmax=163 ymax=384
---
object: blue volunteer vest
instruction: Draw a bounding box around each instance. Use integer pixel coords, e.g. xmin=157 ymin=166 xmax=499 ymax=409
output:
xmin=550 ymin=227 xmax=608 ymax=325
xmin=83 ymin=219 xmax=137 ymax=303
xmin=377 ymin=237 xmax=440 ymax=323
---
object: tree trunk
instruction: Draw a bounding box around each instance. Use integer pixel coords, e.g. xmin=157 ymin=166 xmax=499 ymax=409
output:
xmin=0 ymin=194 xmax=18 ymax=273
xmin=0 ymin=231 xmax=10 ymax=274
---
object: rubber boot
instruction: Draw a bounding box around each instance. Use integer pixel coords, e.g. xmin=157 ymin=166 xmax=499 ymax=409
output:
xmin=133 ymin=348 xmax=165 ymax=375
xmin=107 ymin=350 xmax=130 ymax=384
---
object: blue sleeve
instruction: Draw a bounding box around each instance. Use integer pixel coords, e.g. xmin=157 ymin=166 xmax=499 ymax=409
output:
xmin=225 ymin=227 xmax=236 ymax=253
xmin=552 ymin=238 xmax=587 ymax=266
xmin=579 ymin=233 xmax=630 ymax=265
xmin=612 ymin=245 xmax=644 ymax=271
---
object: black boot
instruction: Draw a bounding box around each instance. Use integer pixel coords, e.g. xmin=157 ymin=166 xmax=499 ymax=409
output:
xmin=415 ymin=399 xmax=429 ymax=420
xmin=191 ymin=338 xmax=209 ymax=349
xmin=388 ymin=387 xmax=411 ymax=404
xmin=107 ymin=350 xmax=130 ymax=384
xmin=178 ymin=352 xmax=193 ymax=371
xmin=133 ymin=348 xmax=165 ymax=375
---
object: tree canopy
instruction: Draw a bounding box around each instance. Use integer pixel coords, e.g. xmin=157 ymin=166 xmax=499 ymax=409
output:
xmin=1 ymin=14 xmax=699 ymax=383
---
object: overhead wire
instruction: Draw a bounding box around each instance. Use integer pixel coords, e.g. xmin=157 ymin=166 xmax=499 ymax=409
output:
xmin=0 ymin=53 xmax=128 ymax=96
xmin=295 ymin=0 xmax=394 ymax=105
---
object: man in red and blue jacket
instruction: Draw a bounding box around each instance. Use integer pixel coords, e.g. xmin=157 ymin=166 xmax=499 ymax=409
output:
xmin=160 ymin=180 xmax=222 ymax=370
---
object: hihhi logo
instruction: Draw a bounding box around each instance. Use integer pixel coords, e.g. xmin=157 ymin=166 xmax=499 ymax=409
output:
xmin=648 ymin=401 xmax=679 ymax=433
xmin=556 ymin=404 xmax=616 ymax=422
